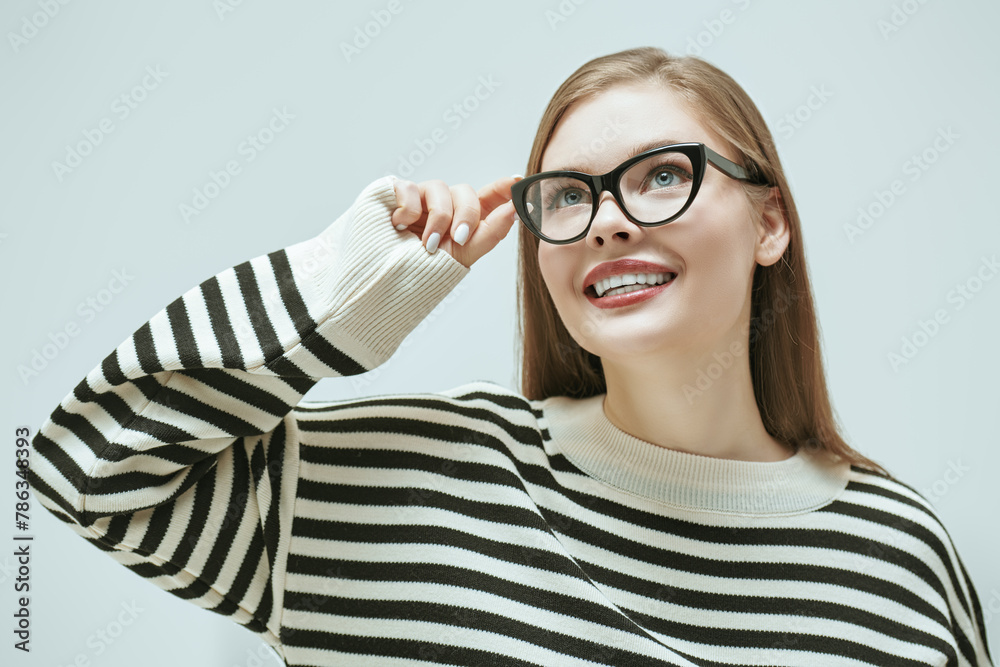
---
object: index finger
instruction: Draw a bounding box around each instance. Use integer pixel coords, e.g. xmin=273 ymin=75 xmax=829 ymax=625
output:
xmin=477 ymin=175 xmax=522 ymax=218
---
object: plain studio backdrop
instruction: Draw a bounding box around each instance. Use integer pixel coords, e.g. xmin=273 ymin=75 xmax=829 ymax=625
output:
xmin=3 ymin=1 xmax=998 ymax=664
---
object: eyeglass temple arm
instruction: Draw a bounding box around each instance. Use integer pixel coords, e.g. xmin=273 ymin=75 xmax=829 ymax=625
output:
xmin=704 ymin=145 xmax=769 ymax=185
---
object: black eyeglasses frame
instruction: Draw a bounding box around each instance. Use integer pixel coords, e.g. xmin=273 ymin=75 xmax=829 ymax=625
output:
xmin=511 ymin=142 xmax=771 ymax=245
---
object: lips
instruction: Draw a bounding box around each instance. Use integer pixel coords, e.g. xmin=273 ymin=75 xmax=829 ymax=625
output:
xmin=583 ymin=258 xmax=679 ymax=295
xmin=585 ymin=275 xmax=675 ymax=309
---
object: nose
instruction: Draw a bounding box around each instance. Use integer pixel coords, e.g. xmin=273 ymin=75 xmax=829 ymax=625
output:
xmin=585 ymin=191 xmax=642 ymax=247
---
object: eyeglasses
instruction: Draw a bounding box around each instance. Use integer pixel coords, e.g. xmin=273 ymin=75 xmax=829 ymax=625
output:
xmin=512 ymin=142 xmax=770 ymax=245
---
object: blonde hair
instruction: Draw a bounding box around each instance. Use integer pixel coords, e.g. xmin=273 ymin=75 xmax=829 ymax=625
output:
xmin=513 ymin=46 xmax=890 ymax=477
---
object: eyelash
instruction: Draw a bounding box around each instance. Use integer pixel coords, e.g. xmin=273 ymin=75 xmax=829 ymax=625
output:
xmin=541 ymin=160 xmax=693 ymax=210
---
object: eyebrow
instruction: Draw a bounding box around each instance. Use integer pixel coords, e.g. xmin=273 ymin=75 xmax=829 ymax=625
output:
xmin=550 ymin=137 xmax=687 ymax=173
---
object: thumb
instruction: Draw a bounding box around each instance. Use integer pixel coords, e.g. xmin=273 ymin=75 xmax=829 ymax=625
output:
xmin=462 ymin=200 xmax=518 ymax=268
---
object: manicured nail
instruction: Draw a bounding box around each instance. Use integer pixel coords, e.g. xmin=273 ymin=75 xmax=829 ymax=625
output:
xmin=395 ymin=224 xmax=407 ymax=230
xmin=512 ymin=212 xmax=520 ymax=224
xmin=512 ymin=174 xmax=523 ymax=180
xmin=426 ymin=232 xmax=440 ymax=254
xmin=454 ymin=223 xmax=470 ymax=245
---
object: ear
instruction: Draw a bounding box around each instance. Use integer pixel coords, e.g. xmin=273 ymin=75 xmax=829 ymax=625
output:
xmin=754 ymin=186 xmax=790 ymax=267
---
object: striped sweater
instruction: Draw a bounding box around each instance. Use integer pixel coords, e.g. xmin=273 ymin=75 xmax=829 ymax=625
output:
xmin=28 ymin=175 xmax=994 ymax=666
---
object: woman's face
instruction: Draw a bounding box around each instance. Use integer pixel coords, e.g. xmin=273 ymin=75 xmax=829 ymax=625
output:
xmin=537 ymin=83 xmax=768 ymax=361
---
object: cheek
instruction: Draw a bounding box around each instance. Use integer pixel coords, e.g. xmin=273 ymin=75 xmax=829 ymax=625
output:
xmin=690 ymin=188 xmax=756 ymax=262
xmin=537 ymin=246 xmax=563 ymax=296
xmin=681 ymin=193 xmax=758 ymax=300
xmin=537 ymin=247 xmax=578 ymax=316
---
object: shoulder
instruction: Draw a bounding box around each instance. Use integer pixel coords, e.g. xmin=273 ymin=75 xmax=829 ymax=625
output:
xmin=835 ymin=464 xmax=957 ymax=544
xmin=839 ymin=467 xmax=995 ymax=663
xmin=293 ymin=380 xmax=535 ymax=414
xmin=286 ymin=381 xmax=550 ymax=484
xmin=289 ymin=380 xmax=544 ymax=445
xmin=833 ymin=466 xmax=982 ymax=611
xmin=826 ymin=465 xmax=977 ymax=605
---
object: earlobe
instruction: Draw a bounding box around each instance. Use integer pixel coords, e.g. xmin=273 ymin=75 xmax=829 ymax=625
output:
xmin=755 ymin=186 xmax=790 ymax=267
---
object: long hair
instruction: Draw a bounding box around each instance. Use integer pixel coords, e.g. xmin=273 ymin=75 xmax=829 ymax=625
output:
xmin=514 ymin=47 xmax=890 ymax=477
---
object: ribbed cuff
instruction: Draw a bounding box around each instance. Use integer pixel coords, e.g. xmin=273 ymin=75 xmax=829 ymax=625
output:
xmin=286 ymin=175 xmax=469 ymax=372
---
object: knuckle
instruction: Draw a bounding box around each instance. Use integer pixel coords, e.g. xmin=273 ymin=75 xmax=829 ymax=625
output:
xmin=425 ymin=206 xmax=451 ymax=227
xmin=453 ymin=204 xmax=480 ymax=222
xmin=396 ymin=182 xmax=417 ymax=202
xmin=451 ymin=184 xmax=480 ymax=224
xmin=396 ymin=183 xmax=421 ymax=219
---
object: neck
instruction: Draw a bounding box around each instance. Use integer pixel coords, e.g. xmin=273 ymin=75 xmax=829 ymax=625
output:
xmin=600 ymin=316 xmax=791 ymax=463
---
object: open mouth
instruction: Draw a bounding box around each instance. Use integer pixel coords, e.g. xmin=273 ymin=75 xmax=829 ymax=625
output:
xmin=587 ymin=272 xmax=677 ymax=299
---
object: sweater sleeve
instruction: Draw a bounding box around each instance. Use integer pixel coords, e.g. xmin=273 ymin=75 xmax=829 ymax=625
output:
xmin=25 ymin=174 xmax=469 ymax=654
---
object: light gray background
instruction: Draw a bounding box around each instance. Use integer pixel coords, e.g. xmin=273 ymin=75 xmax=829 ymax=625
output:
xmin=3 ymin=1 xmax=998 ymax=664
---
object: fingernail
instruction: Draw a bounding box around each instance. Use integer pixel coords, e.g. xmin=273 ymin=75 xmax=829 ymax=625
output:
xmin=512 ymin=212 xmax=520 ymax=224
xmin=512 ymin=174 xmax=523 ymax=180
xmin=426 ymin=232 xmax=440 ymax=254
xmin=395 ymin=224 xmax=407 ymax=230
xmin=454 ymin=223 xmax=470 ymax=245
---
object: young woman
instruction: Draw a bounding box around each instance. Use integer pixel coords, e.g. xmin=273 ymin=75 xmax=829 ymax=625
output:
xmin=28 ymin=47 xmax=993 ymax=666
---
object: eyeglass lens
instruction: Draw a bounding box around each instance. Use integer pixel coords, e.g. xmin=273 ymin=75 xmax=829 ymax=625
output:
xmin=522 ymin=150 xmax=695 ymax=241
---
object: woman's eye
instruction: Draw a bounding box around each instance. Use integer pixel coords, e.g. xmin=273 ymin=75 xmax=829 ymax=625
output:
xmin=546 ymin=188 xmax=588 ymax=209
xmin=647 ymin=167 xmax=684 ymax=189
xmin=655 ymin=170 xmax=677 ymax=186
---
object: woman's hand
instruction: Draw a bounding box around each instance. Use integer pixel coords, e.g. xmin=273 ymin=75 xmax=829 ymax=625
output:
xmin=391 ymin=176 xmax=523 ymax=269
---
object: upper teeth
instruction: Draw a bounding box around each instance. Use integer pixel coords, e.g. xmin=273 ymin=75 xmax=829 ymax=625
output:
xmin=593 ymin=272 xmax=673 ymax=297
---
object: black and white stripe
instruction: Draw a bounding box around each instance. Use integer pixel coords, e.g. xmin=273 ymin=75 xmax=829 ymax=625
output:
xmin=28 ymin=177 xmax=993 ymax=666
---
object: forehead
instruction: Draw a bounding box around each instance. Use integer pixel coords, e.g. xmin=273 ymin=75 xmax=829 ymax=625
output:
xmin=541 ymin=83 xmax=726 ymax=173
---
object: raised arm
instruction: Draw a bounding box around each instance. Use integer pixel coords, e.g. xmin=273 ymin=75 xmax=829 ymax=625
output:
xmin=25 ymin=175 xmax=469 ymax=654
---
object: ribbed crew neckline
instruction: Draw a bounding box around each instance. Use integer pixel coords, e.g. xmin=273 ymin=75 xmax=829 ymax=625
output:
xmin=541 ymin=393 xmax=850 ymax=516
